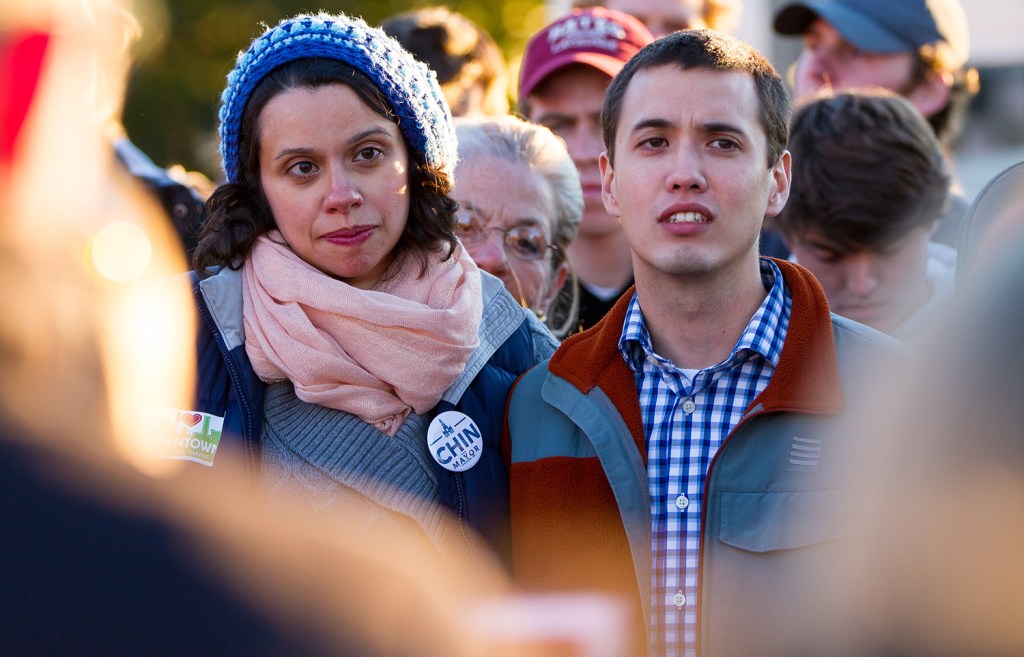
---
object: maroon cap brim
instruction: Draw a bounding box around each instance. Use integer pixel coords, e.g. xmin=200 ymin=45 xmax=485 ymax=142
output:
xmin=519 ymin=50 xmax=627 ymax=100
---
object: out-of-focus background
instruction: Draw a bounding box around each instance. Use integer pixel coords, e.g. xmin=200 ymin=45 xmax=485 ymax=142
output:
xmin=124 ymin=0 xmax=1024 ymax=201
xmin=729 ymin=0 xmax=1024 ymax=201
xmin=122 ymin=0 xmax=552 ymax=180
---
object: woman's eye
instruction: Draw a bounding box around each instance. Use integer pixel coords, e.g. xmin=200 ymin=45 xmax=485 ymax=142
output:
xmin=356 ymin=146 xmax=382 ymax=161
xmin=514 ymin=237 xmax=542 ymax=257
xmin=287 ymin=161 xmax=317 ymax=177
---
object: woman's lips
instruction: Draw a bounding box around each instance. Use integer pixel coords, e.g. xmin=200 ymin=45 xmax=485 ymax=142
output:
xmin=323 ymin=226 xmax=374 ymax=247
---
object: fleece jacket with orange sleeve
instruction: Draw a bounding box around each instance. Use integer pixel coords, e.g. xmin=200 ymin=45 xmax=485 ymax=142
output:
xmin=503 ymin=258 xmax=901 ymax=657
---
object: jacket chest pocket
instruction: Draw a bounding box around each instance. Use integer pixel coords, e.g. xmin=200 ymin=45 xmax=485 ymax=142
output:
xmin=717 ymin=489 xmax=849 ymax=553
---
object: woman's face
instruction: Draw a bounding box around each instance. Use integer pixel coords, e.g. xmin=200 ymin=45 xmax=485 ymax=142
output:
xmin=258 ymin=83 xmax=410 ymax=288
xmin=453 ymin=154 xmax=567 ymax=314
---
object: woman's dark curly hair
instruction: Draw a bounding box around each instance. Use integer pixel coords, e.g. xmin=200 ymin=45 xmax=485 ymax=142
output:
xmin=191 ymin=58 xmax=459 ymax=279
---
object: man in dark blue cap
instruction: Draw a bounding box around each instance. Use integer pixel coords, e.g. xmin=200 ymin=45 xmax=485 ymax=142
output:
xmin=773 ymin=0 xmax=978 ymax=247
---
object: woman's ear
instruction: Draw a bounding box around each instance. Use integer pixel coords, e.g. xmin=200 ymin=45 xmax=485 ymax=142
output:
xmin=540 ymin=259 xmax=570 ymax=315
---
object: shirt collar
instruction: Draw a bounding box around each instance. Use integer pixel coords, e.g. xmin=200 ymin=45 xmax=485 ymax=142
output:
xmin=618 ymin=258 xmax=788 ymax=373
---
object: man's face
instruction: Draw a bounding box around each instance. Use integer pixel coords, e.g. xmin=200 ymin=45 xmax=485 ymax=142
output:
xmin=794 ymin=19 xmax=918 ymax=100
xmin=526 ymin=66 xmax=614 ymax=239
xmin=601 ymin=65 xmax=790 ymax=285
xmin=604 ymin=0 xmax=706 ymax=37
xmin=787 ymin=226 xmax=933 ymax=333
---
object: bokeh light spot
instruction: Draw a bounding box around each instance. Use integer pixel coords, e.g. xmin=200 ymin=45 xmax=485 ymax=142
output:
xmin=89 ymin=221 xmax=152 ymax=282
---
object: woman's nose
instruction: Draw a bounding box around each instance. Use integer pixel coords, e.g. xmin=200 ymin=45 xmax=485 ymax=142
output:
xmin=323 ymin=169 xmax=362 ymax=213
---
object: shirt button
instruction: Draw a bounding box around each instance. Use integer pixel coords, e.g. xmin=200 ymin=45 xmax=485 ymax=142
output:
xmin=682 ymin=398 xmax=696 ymax=414
xmin=673 ymin=592 xmax=686 ymax=607
xmin=675 ymin=494 xmax=689 ymax=510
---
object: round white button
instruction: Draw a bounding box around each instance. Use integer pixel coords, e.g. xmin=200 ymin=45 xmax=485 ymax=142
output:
xmin=427 ymin=411 xmax=483 ymax=472
xmin=682 ymin=398 xmax=696 ymax=414
xmin=673 ymin=592 xmax=686 ymax=607
xmin=675 ymin=494 xmax=689 ymax=510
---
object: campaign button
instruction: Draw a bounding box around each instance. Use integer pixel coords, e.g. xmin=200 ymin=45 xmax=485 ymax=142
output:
xmin=428 ymin=411 xmax=483 ymax=472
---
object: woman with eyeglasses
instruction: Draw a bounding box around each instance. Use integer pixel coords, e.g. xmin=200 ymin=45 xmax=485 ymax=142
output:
xmin=453 ymin=116 xmax=583 ymax=339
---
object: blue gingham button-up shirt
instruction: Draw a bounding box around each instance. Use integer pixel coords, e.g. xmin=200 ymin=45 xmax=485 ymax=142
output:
xmin=618 ymin=258 xmax=792 ymax=657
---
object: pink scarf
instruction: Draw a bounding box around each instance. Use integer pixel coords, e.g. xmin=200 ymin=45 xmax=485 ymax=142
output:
xmin=242 ymin=231 xmax=482 ymax=436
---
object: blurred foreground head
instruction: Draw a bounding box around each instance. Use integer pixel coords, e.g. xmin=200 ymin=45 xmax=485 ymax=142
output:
xmin=0 ymin=4 xmax=634 ymax=655
xmin=0 ymin=0 xmax=194 ymax=470
xmin=784 ymin=172 xmax=1024 ymax=656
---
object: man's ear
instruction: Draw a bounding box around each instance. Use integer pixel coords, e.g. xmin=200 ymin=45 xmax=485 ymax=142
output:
xmin=600 ymin=151 xmax=621 ymax=219
xmin=765 ymin=150 xmax=792 ymax=218
xmin=906 ymin=69 xmax=953 ymax=119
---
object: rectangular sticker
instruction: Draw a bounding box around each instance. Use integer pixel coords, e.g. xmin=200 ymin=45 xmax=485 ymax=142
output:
xmin=158 ymin=409 xmax=224 ymax=467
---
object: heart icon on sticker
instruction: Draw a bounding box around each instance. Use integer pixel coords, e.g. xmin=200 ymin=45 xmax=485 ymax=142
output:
xmin=183 ymin=413 xmax=202 ymax=427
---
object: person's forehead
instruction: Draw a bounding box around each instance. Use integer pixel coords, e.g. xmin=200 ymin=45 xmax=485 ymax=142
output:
xmin=620 ymin=65 xmax=760 ymax=120
xmin=456 ymin=155 xmax=553 ymax=216
xmin=530 ymin=65 xmax=612 ymax=104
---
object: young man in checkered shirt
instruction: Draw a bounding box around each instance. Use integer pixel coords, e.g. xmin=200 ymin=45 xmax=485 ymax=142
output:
xmin=504 ymin=29 xmax=900 ymax=657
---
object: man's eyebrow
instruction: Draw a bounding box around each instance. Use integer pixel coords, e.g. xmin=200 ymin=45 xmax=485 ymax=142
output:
xmin=628 ymin=117 xmax=674 ymax=134
xmin=700 ymin=121 xmax=746 ymax=136
xmin=805 ymin=237 xmax=842 ymax=252
xmin=626 ymin=118 xmax=751 ymax=141
xmin=535 ymin=111 xmax=574 ymax=123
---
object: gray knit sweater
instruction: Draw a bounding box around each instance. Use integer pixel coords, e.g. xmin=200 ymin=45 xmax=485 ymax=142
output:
xmin=259 ymin=380 xmax=447 ymax=544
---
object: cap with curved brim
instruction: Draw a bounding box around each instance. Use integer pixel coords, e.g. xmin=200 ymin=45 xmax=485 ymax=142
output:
xmin=773 ymin=0 xmax=963 ymax=64
xmin=518 ymin=7 xmax=653 ymax=100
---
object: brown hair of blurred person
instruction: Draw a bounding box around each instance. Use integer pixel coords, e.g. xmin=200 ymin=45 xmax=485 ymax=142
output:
xmin=381 ymin=6 xmax=510 ymax=117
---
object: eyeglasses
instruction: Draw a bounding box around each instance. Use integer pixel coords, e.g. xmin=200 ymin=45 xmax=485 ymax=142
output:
xmin=455 ymin=207 xmax=552 ymax=262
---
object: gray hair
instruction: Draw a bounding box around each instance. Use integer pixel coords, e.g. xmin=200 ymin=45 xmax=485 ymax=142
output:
xmin=454 ymin=115 xmax=583 ymax=338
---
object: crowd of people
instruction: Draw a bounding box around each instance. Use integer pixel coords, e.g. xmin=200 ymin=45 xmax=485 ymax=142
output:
xmin=3 ymin=0 xmax=1023 ymax=655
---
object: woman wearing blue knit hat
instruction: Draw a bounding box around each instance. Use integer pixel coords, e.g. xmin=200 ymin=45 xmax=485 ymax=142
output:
xmin=180 ymin=12 xmax=556 ymax=563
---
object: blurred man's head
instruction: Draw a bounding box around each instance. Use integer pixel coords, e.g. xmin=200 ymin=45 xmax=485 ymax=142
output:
xmin=776 ymin=89 xmax=950 ymax=334
xmin=519 ymin=7 xmax=653 ymax=238
xmin=571 ymin=0 xmax=740 ymax=38
xmin=773 ymin=0 xmax=977 ymax=146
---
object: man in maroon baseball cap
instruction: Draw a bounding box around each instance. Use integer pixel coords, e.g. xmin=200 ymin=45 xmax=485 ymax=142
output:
xmin=518 ymin=8 xmax=653 ymax=333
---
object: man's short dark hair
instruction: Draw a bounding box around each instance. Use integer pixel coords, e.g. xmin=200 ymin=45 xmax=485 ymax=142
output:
xmin=776 ymin=89 xmax=950 ymax=252
xmin=602 ymin=29 xmax=790 ymax=167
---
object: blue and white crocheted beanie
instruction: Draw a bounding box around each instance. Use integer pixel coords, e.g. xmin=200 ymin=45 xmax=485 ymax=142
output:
xmin=218 ymin=12 xmax=456 ymax=184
